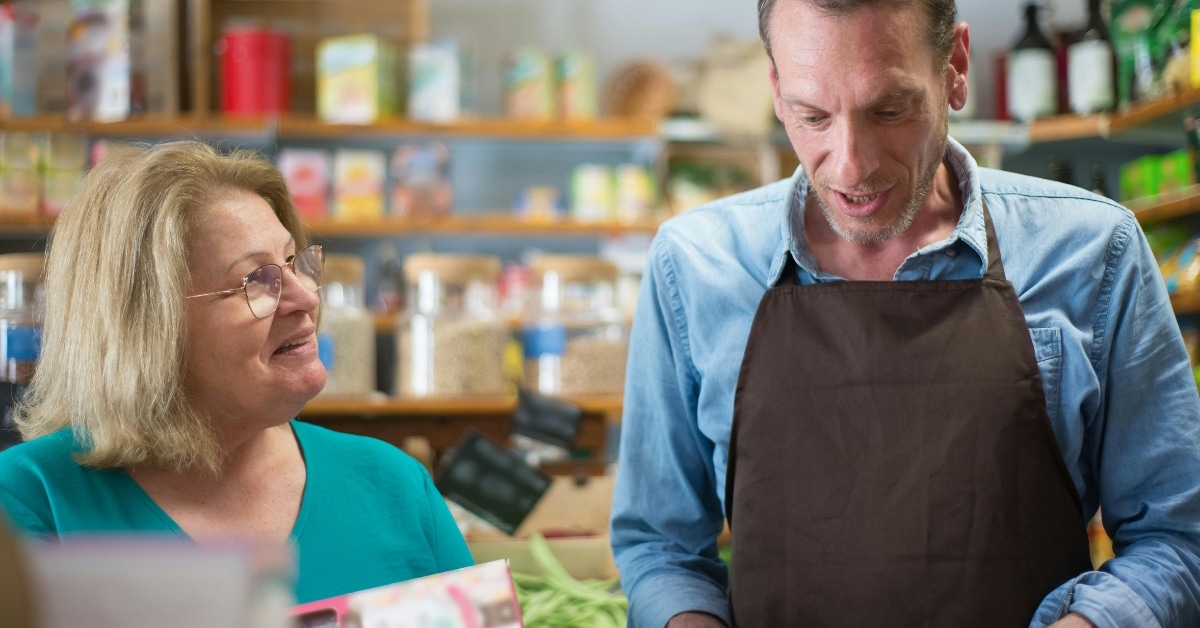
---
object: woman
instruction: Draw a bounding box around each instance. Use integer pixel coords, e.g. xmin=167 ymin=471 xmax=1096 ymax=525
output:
xmin=0 ymin=141 xmax=473 ymax=603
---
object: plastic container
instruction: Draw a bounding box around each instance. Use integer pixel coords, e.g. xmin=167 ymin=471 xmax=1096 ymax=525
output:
xmin=396 ymin=254 xmax=508 ymax=397
xmin=220 ymin=28 xmax=291 ymax=115
xmin=0 ymin=253 xmax=42 ymax=385
xmin=521 ymin=255 xmax=627 ymax=396
xmin=316 ymin=254 xmax=375 ymax=398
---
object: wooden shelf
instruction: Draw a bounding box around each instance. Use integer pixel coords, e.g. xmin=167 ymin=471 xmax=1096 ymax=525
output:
xmin=1109 ymin=86 xmax=1200 ymax=135
xmin=0 ymin=214 xmax=663 ymax=238
xmin=1127 ymin=186 xmax=1200 ymax=224
xmin=0 ymin=216 xmax=55 ymax=234
xmin=1171 ymin=293 xmax=1200 ymax=315
xmin=1023 ymin=86 xmax=1200 ymax=144
xmin=301 ymin=394 xmax=624 ymax=417
xmin=0 ymin=115 xmax=660 ymax=141
xmin=305 ymin=214 xmax=662 ymax=238
xmin=1028 ymin=114 xmax=1107 ymax=143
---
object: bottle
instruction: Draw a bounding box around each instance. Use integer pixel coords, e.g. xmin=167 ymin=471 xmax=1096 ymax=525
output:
xmin=1090 ymin=164 xmax=1110 ymax=198
xmin=1007 ymin=3 xmax=1058 ymax=122
xmin=1068 ymin=0 xmax=1115 ymax=115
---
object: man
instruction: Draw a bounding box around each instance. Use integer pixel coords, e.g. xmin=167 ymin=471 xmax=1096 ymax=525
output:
xmin=610 ymin=0 xmax=1200 ymax=626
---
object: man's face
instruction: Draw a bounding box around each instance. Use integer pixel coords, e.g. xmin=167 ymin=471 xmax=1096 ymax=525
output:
xmin=769 ymin=1 xmax=963 ymax=244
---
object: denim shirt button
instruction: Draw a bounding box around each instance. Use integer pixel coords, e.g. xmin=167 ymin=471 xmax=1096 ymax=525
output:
xmin=945 ymin=248 xmax=958 ymax=257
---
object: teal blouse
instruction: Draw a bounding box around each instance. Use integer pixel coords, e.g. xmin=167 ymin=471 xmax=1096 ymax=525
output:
xmin=0 ymin=420 xmax=474 ymax=603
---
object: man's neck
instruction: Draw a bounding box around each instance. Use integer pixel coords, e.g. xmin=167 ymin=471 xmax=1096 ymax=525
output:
xmin=804 ymin=161 xmax=964 ymax=281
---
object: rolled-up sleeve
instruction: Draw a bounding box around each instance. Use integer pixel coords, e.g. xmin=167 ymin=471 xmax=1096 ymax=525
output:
xmin=1037 ymin=214 xmax=1200 ymax=627
xmin=611 ymin=234 xmax=732 ymax=628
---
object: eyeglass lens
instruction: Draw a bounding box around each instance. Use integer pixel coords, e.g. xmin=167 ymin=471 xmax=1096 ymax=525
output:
xmin=244 ymin=245 xmax=324 ymax=318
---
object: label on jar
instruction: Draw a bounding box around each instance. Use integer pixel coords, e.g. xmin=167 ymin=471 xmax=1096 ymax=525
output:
xmin=1068 ymin=40 xmax=1114 ymax=115
xmin=5 ymin=325 xmax=40 ymax=362
xmin=1007 ymin=49 xmax=1056 ymax=121
xmin=318 ymin=332 xmax=335 ymax=371
xmin=520 ymin=323 xmax=566 ymax=358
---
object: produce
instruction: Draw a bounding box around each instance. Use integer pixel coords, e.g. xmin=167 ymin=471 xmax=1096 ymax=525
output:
xmin=511 ymin=533 xmax=628 ymax=627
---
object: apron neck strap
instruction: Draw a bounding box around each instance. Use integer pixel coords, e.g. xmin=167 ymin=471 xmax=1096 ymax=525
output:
xmin=981 ymin=200 xmax=1007 ymax=282
xmin=779 ymin=200 xmax=1006 ymax=285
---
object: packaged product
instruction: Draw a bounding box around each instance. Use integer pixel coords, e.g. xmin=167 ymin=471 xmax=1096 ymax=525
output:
xmin=332 ymin=149 xmax=385 ymax=221
xmin=41 ymin=169 xmax=83 ymax=217
xmin=316 ymin=34 xmax=399 ymax=124
xmin=570 ymin=164 xmax=613 ymax=223
xmin=66 ymin=0 xmax=144 ymax=122
xmin=0 ymin=3 xmax=38 ymax=118
xmin=505 ymin=47 xmax=554 ymax=119
xmin=390 ymin=142 xmax=452 ymax=218
xmin=557 ymin=50 xmax=597 ymax=120
xmin=277 ymin=148 xmax=330 ymax=220
xmin=408 ymin=40 xmax=460 ymax=123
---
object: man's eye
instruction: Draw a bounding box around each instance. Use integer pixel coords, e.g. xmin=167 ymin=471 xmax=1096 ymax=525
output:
xmin=878 ymin=110 xmax=902 ymax=119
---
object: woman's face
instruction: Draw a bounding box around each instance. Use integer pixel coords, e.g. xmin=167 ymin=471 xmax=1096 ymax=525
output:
xmin=183 ymin=190 xmax=325 ymax=433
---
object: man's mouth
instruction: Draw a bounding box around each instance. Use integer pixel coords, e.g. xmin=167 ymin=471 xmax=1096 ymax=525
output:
xmin=844 ymin=192 xmax=882 ymax=204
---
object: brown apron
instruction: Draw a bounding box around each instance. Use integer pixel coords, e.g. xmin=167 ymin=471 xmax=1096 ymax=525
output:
xmin=725 ymin=204 xmax=1092 ymax=626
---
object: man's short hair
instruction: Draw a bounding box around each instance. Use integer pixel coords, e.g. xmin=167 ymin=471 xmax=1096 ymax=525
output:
xmin=758 ymin=0 xmax=958 ymax=67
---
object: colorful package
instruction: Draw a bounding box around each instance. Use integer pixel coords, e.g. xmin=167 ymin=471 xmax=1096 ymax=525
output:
xmin=505 ymin=48 xmax=554 ymax=120
xmin=291 ymin=560 xmax=523 ymax=628
xmin=0 ymin=2 xmax=39 ymax=118
xmin=408 ymin=40 xmax=460 ymax=123
xmin=332 ymin=149 xmax=385 ymax=221
xmin=317 ymin=34 xmax=399 ymax=124
xmin=67 ymin=0 xmax=140 ymax=122
xmin=277 ymin=148 xmax=330 ymax=221
xmin=390 ymin=142 xmax=451 ymax=218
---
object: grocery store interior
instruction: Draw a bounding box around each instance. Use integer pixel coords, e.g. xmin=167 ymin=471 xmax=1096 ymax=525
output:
xmin=1 ymin=0 xmax=1197 ymax=624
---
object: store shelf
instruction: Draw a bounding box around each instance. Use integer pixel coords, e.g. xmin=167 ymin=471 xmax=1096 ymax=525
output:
xmin=1027 ymin=115 xmax=1107 ymax=143
xmin=0 ymin=214 xmax=663 ymax=239
xmin=301 ymin=394 xmax=624 ymax=417
xmin=305 ymin=214 xmax=662 ymax=238
xmin=0 ymin=115 xmax=270 ymax=137
xmin=1126 ymin=186 xmax=1200 ymax=224
xmin=0 ymin=115 xmax=660 ymax=141
xmin=1171 ymin=293 xmax=1200 ymax=314
xmin=0 ymin=216 xmax=55 ymax=234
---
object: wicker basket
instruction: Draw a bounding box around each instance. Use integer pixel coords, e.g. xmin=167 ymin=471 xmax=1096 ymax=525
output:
xmin=603 ymin=60 xmax=677 ymax=119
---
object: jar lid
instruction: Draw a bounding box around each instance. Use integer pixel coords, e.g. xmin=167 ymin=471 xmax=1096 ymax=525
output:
xmin=529 ymin=255 xmax=618 ymax=284
xmin=403 ymin=253 xmax=501 ymax=284
xmin=323 ymin=254 xmax=365 ymax=286
xmin=0 ymin=253 xmax=44 ymax=280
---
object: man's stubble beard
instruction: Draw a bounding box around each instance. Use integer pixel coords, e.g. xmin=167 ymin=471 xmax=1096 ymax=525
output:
xmin=812 ymin=125 xmax=948 ymax=246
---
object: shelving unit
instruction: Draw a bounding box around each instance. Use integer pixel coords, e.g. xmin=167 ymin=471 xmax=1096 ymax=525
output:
xmin=299 ymin=395 xmax=621 ymax=461
xmin=0 ymin=115 xmax=660 ymax=142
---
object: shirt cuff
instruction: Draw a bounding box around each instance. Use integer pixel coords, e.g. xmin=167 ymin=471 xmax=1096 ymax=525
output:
xmin=1030 ymin=571 xmax=1161 ymax=628
xmin=628 ymin=573 xmax=732 ymax=628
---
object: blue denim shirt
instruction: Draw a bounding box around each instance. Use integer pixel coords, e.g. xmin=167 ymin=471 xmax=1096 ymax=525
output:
xmin=611 ymin=138 xmax=1200 ymax=628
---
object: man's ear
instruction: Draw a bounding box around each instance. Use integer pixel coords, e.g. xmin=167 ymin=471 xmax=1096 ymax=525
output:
xmin=946 ymin=23 xmax=970 ymax=111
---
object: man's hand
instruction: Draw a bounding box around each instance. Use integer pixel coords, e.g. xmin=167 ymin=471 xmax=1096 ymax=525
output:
xmin=1049 ymin=612 xmax=1096 ymax=628
xmin=666 ymin=611 xmax=727 ymax=628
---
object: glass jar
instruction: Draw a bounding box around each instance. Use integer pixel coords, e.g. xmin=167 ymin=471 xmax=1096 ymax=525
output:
xmin=521 ymin=255 xmax=627 ymax=396
xmin=0 ymin=253 xmax=43 ymax=386
xmin=315 ymin=254 xmax=375 ymax=397
xmin=397 ymin=254 xmax=508 ymax=397
xmin=0 ymin=253 xmax=43 ymax=450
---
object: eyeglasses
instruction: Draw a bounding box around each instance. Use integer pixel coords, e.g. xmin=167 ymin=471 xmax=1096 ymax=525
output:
xmin=187 ymin=244 xmax=324 ymax=318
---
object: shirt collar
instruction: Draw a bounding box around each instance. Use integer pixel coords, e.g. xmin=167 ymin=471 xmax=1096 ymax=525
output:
xmin=772 ymin=135 xmax=987 ymax=284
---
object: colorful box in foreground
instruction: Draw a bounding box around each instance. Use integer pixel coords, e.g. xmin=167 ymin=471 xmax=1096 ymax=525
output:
xmin=291 ymin=560 xmax=522 ymax=628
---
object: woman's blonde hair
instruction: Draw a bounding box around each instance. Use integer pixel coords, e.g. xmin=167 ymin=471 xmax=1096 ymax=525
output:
xmin=15 ymin=140 xmax=306 ymax=475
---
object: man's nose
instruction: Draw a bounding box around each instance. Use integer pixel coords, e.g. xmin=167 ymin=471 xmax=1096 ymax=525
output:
xmin=829 ymin=118 xmax=879 ymax=187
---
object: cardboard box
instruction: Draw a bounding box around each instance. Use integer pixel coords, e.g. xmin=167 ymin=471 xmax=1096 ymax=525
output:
xmin=292 ymin=560 xmax=521 ymax=628
xmin=277 ymin=148 xmax=330 ymax=220
xmin=465 ymin=475 xmax=618 ymax=581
